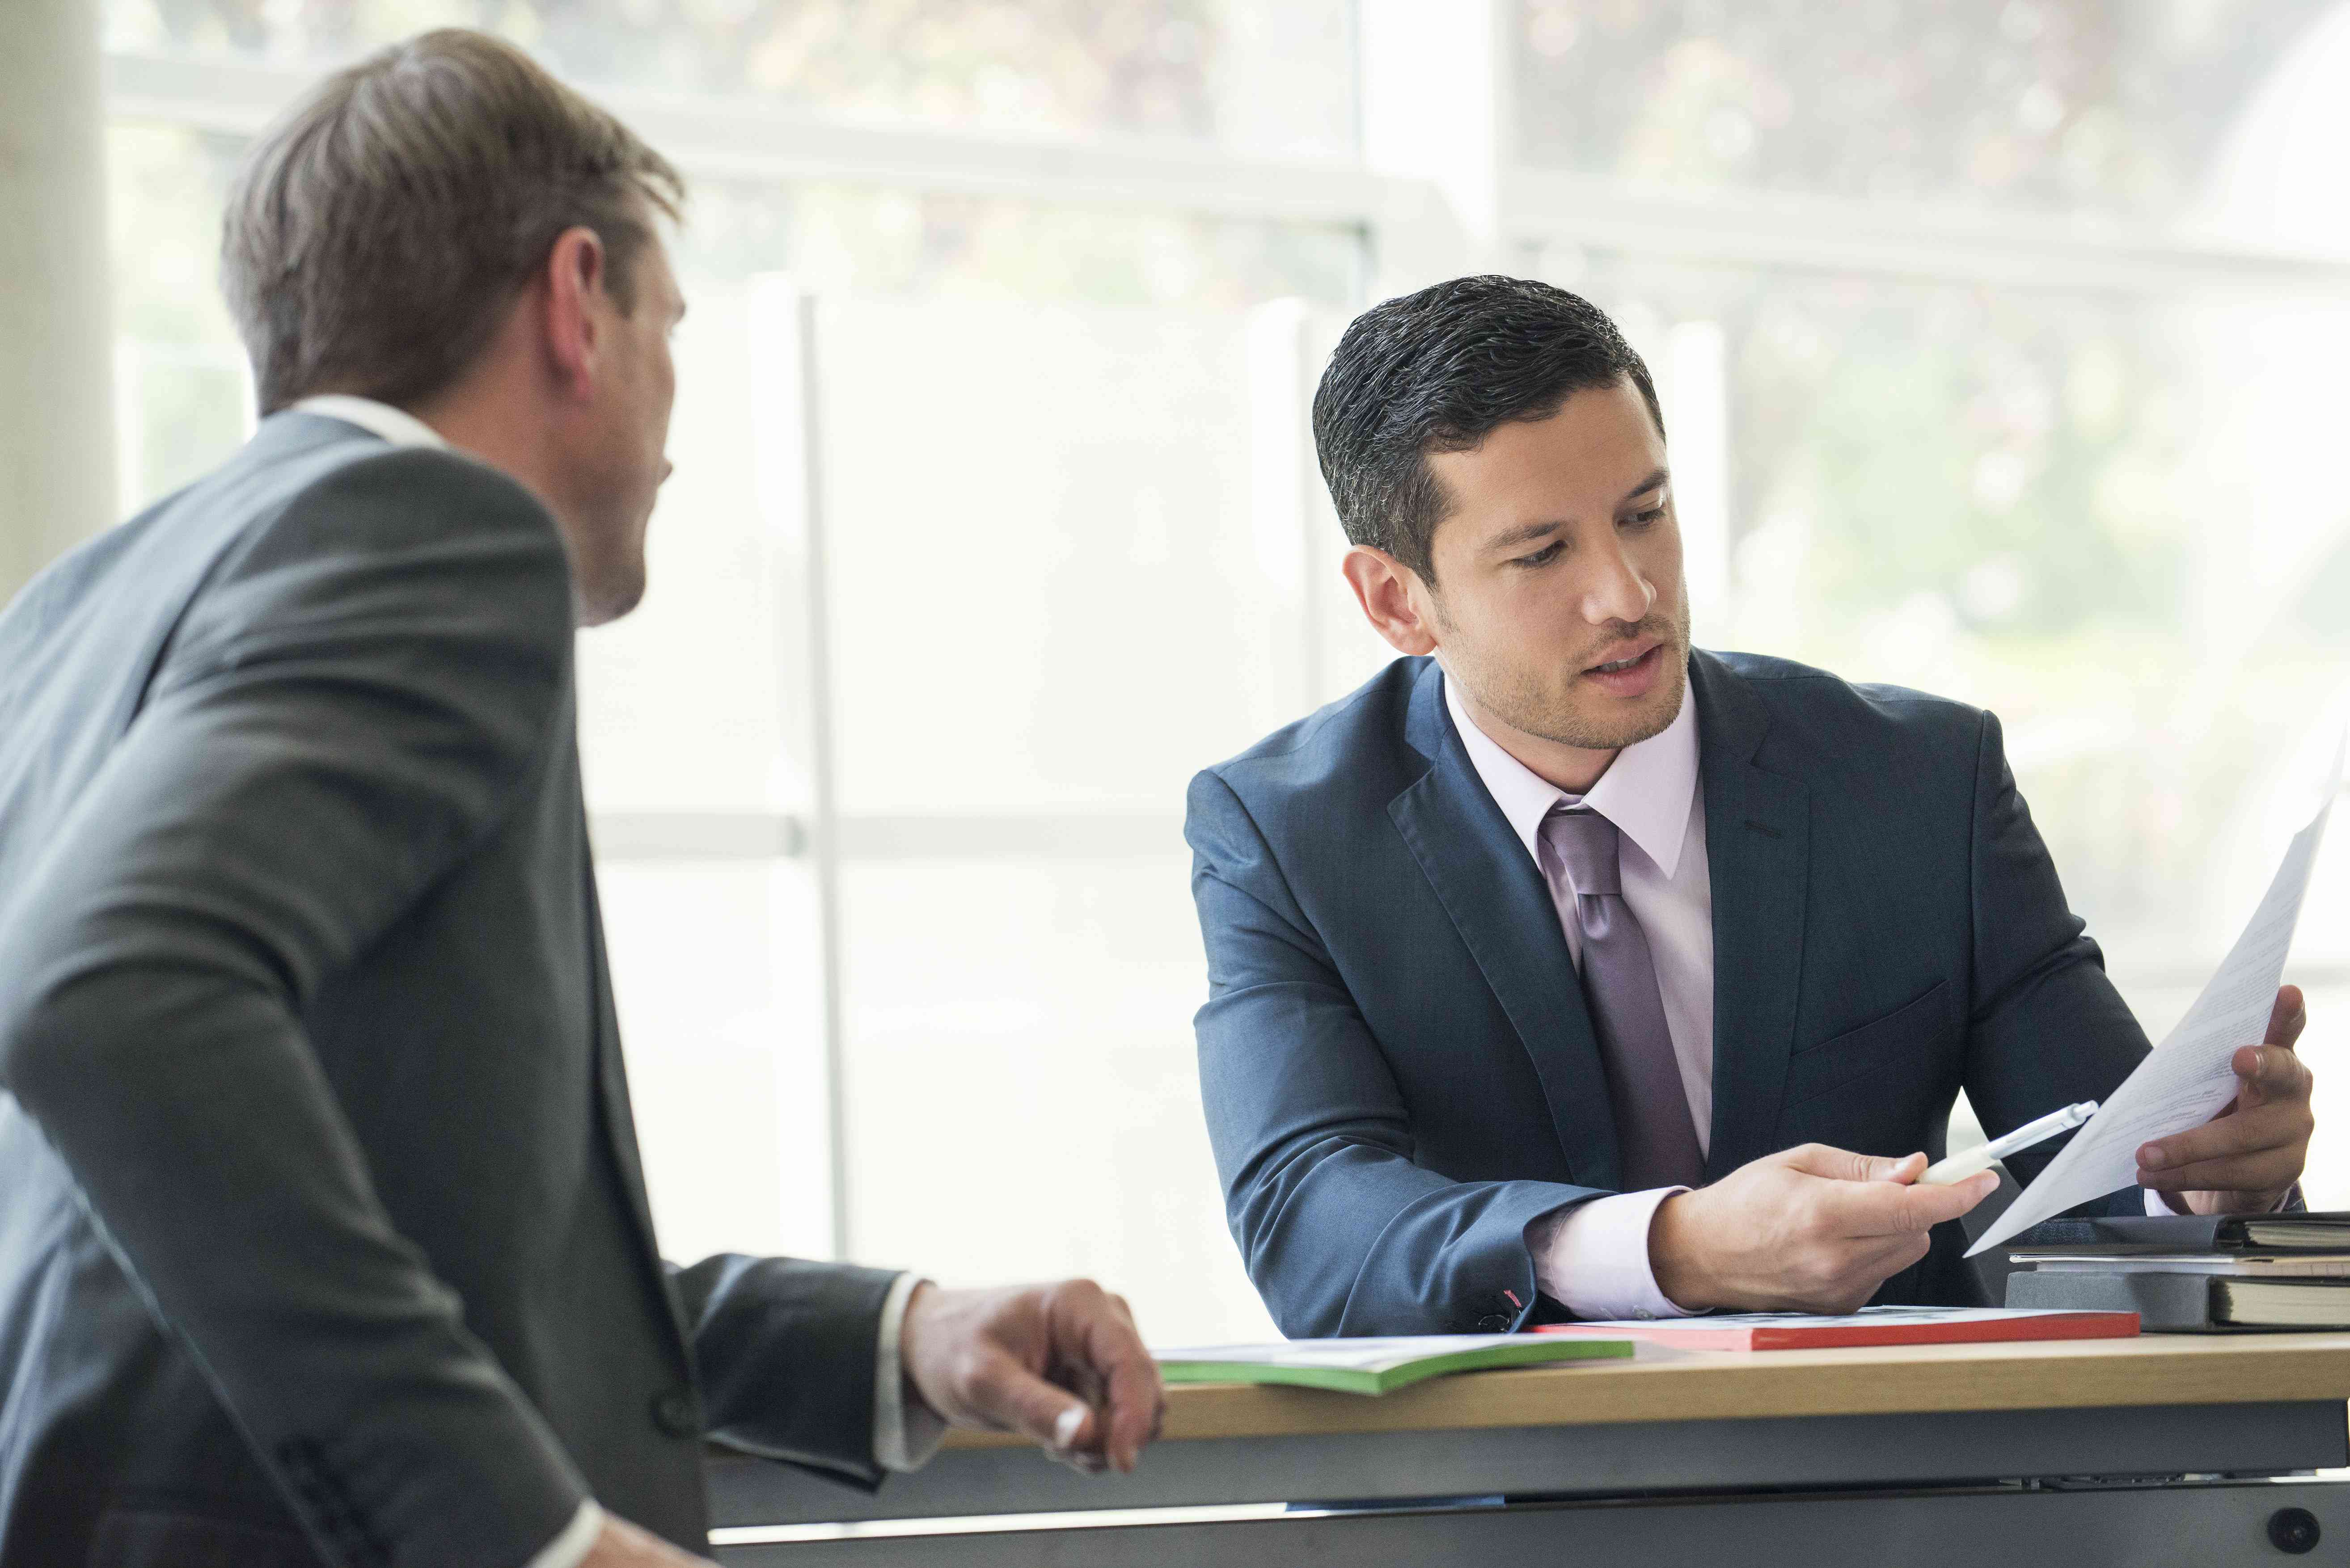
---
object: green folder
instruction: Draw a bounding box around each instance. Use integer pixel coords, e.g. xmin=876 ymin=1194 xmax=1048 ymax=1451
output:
xmin=1153 ymin=1333 xmax=1636 ymax=1395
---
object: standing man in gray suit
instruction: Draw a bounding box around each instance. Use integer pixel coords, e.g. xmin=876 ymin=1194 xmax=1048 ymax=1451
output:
xmin=0 ymin=30 xmax=1161 ymax=1568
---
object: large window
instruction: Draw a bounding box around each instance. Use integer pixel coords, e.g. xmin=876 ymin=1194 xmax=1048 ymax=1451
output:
xmin=98 ymin=1 xmax=2350 ymax=1343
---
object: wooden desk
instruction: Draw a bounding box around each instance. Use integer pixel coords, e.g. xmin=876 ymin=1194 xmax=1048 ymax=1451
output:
xmin=708 ymin=1334 xmax=2350 ymax=1567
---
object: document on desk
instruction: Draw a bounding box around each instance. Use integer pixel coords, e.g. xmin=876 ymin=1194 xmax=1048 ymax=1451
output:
xmin=1968 ymin=747 xmax=2340 ymax=1258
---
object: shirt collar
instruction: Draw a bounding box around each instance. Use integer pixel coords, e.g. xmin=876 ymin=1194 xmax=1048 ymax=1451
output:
xmin=1442 ymin=662 xmax=1701 ymax=878
xmin=291 ymin=394 xmax=448 ymax=451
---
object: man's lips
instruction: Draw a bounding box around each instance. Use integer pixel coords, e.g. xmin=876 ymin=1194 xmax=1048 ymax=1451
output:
xmin=1576 ymin=639 xmax=1668 ymax=699
xmin=1581 ymin=639 xmax=1663 ymax=677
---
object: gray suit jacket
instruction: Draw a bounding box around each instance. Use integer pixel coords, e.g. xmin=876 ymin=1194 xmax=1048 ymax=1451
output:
xmin=0 ymin=413 xmax=893 ymax=1568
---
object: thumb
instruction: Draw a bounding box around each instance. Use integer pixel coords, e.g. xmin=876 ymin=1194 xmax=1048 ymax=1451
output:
xmin=976 ymin=1348 xmax=1096 ymax=1454
xmin=1784 ymin=1144 xmax=1926 ymax=1184
xmin=2266 ymin=984 xmax=2307 ymax=1050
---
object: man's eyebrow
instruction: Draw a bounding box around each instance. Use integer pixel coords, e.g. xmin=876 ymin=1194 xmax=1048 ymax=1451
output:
xmin=1621 ymin=468 xmax=1670 ymax=506
xmin=1480 ymin=468 xmax=1672 ymax=554
xmin=1484 ymin=520 xmax=1561 ymax=554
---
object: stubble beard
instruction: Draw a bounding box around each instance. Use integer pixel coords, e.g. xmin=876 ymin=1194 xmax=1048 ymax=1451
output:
xmin=1447 ymin=595 xmax=1693 ymax=755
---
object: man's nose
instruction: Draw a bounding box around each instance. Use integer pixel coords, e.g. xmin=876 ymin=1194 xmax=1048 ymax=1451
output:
xmin=659 ymin=458 xmax=674 ymax=485
xmin=1580 ymin=537 xmax=1655 ymax=624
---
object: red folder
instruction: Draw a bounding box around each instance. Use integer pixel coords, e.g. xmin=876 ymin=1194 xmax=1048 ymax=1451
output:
xmin=1533 ymin=1306 xmax=2139 ymax=1351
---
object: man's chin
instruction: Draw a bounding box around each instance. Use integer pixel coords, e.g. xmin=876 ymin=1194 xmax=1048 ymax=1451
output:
xmin=1546 ymin=658 xmax=1687 ymax=752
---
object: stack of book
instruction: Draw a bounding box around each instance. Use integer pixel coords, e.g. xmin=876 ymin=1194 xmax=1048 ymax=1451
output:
xmin=2004 ymin=1211 xmax=2350 ymax=1331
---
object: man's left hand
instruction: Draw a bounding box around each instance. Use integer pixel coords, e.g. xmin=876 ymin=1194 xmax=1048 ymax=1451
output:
xmin=2135 ymin=984 xmax=2314 ymax=1214
xmin=899 ymin=1279 xmax=1165 ymax=1474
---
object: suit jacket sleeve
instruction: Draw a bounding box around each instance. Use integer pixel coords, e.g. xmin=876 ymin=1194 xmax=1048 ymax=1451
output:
xmin=1188 ymin=769 xmax=1602 ymax=1338
xmin=1961 ymin=708 xmax=2154 ymax=1212
xmin=0 ymin=451 xmax=591 ymax=1568
xmin=667 ymin=1254 xmax=901 ymax=1487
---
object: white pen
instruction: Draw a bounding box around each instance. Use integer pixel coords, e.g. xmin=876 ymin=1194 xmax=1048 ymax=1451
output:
xmin=1915 ymin=1100 xmax=2099 ymax=1186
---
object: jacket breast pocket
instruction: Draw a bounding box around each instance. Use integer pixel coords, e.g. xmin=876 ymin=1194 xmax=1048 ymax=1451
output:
xmin=1781 ymin=979 xmax=1954 ymax=1112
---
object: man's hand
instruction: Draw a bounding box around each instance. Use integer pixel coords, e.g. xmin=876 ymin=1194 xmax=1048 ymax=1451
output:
xmin=899 ymin=1279 xmax=1165 ymax=1474
xmin=1649 ymin=1144 xmax=2000 ymax=1313
xmin=580 ymin=1515 xmax=715 ymax=1566
xmin=2136 ymin=984 xmax=2314 ymax=1215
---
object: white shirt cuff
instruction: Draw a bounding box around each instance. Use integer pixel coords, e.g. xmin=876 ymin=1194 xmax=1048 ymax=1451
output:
xmin=1530 ymin=1189 xmax=1699 ymax=1321
xmin=520 ymin=1500 xmax=603 ymax=1568
xmin=874 ymin=1271 xmax=948 ymax=1472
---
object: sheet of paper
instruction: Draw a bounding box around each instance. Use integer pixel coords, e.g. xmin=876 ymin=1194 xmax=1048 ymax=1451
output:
xmin=1966 ymin=749 xmax=2340 ymax=1258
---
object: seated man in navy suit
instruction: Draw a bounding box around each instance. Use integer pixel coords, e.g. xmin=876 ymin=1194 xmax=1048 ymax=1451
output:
xmin=1186 ymin=276 xmax=2317 ymax=1335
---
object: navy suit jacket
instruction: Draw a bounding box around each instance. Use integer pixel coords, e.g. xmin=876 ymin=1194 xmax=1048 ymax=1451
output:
xmin=1186 ymin=650 xmax=2154 ymax=1337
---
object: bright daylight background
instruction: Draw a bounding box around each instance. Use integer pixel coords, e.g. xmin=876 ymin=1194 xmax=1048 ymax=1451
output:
xmin=91 ymin=0 xmax=2350 ymax=1344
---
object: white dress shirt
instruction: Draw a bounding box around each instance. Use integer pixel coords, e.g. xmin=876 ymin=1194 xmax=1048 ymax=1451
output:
xmin=290 ymin=397 xmax=947 ymax=1568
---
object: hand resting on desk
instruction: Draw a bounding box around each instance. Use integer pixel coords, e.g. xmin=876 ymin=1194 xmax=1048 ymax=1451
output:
xmin=579 ymin=1277 xmax=1169 ymax=1567
xmin=900 ymin=1278 xmax=1167 ymax=1475
xmin=1650 ymin=1145 xmax=2000 ymax=1313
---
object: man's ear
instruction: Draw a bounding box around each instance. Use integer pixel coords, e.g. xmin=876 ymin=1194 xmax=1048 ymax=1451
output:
xmin=1341 ymin=546 xmax=1440 ymax=657
xmin=539 ymin=225 xmax=609 ymax=401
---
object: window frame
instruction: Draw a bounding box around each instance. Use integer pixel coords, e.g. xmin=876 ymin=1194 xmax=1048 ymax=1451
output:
xmin=97 ymin=0 xmax=2350 ymax=1259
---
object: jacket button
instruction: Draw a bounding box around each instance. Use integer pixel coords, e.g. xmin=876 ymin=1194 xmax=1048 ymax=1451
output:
xmin=1477 ymin=1314 xmax=1511 ymax=1332
xmin=651 ymin=1388 xmax=701 ymax=1437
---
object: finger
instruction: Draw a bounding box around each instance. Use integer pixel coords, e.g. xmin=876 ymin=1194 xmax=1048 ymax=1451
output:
xmin=1876 ymin=1151 xmax=1927 ymax=1185
xmin=2266 ymin=984 xmax=2308 ymax=1049
xmin=2135 ymin=1147 xmax=2306 ymax=1196
xmin=1087 ymin=1318 xmax=1164 ymax=1473
xmin=1784 ymin=1144 xmax=1925 ymax=1184
xmin=2137 ymin=1104 xmax=2309 ymax=1191
xmin=1829 ymin=1168 xmax=1998 ymax=1235
xmin=1053 ymin=1284 xmax=1161 ymax=1473
xmin=2229 ymin=1044 xmax=2313 ymax=1104
xmin=2143 ymin=1114 xmax=2303 ymax=1189
xmin=1846 ymin=1229 xmax=1935 ymax=1285
xmin=2140 ymin=1103 xmax=2299 ymax=1173
xmin=967 ymin=1345 xmax=1097 ymax=1457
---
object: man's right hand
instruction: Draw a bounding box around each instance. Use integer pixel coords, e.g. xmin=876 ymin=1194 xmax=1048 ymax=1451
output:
xmin=580 ymin=1514 xmax=716 ymax=1567
xmin=1648 ymin=1145 xmax=1999 ymax=1313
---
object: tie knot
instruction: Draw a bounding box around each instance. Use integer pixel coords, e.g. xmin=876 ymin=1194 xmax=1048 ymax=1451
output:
xmin=1540 ymin=807 xmax=1621 ymax=897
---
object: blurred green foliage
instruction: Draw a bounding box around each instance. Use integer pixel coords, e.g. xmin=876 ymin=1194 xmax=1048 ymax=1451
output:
xmin=103 ymin=0 xmax=1353 ymax=153
xmin=1518 ymin=0 xmax=2334 ymax=218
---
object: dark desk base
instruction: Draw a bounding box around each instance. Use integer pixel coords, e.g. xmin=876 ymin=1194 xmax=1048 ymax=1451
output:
xmin=713 ymin=1478 xmax=2349 ymax=1567
xmin=709 ymin=1400 xmax=2349 ymax=1566
xmin=710 ymin=1401 xmax=2346 ymax=1526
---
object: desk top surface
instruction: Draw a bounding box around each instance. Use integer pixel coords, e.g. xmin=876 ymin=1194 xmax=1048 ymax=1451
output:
xmin=945 ymin=1332 xmax=2350 ymax=1449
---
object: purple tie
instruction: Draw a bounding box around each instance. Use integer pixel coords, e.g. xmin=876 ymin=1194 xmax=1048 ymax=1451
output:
xmin=1538 ymin=806 xmax=1706 ymax=1192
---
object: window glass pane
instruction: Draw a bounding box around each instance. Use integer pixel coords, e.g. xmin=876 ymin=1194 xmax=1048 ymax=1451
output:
xmin=582 ymin=190 xmax=1361 ymax=816
xmin=841 ymin=856 xmax=1276 ymax=1344
xmin=1563 ymin=253 xmax=2350 ymax=1204
xmin=816 ymin=293 xmax=1339 ymax=814
xmin=598 ymin=860 xmax=833 ymax=1265
xmin=1515 ymin=0 xmax=2346 ymax=242
xmin=107 ymin=122 xmax=250 ymax=509
xmin=103 ymin=0 xmax=1357 ymax=158
xmin=803 ymin=287 xmax=1357 ymax=1340
xmin=585 ymin=197 xmax=1359 ymax=1330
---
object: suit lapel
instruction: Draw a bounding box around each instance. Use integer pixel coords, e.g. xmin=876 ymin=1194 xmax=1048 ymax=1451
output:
xmin=1693 ymin=652 xmax=1812 ymax=1179
xmin=1388 ymin=661 xmax=1620 ymax=1189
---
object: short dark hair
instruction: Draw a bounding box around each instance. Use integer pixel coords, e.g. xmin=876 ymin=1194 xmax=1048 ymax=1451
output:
xmin=222 ymin=29 xmax=685 ymax=414
xmin=1310 ymin=275 xmax=1665 ymax=583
